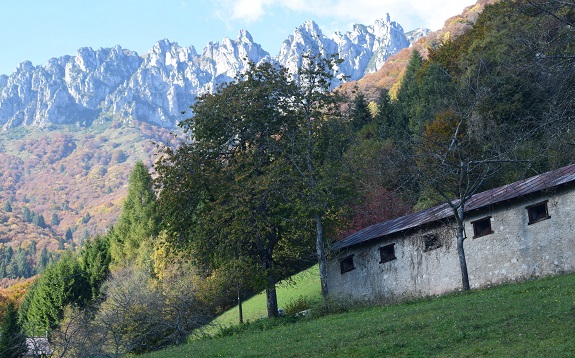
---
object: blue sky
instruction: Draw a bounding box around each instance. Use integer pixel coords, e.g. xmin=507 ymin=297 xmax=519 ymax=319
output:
xmin=0 ymin=0 xmax=472 ymax=76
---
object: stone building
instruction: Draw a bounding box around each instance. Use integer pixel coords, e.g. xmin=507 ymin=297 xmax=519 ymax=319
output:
xmin=327 ymin=164 xmax=575 ymax=301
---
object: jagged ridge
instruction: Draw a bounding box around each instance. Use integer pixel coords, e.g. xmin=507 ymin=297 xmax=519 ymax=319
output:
xmin=0 ymin=16 xmax=423 ymax=129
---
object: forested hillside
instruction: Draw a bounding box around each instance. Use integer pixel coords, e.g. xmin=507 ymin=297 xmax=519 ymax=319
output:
xmin=2 ymin=0 xmax=575 ymax=356
xmin=0 ymin=121 xmax=172 ymax=287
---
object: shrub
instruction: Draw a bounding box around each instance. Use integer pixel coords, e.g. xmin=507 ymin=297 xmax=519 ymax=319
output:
xmin=284 ymin=295 xmax=311 ymax=316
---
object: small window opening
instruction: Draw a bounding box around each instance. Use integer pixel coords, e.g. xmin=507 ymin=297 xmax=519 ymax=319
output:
xmin=472 ymin=217 xmax=493 ymax=238
xmin=379 ymin=244 xmax=396 ymax=264
xmin=527 ymin=201 xmax=550 ymax=225
xmin=424 ymin=233 xmax=442 ymax=252
xmin=340 ymin=255 xmax=355 ymax=274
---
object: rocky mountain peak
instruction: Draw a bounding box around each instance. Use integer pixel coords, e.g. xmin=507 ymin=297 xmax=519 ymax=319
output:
xmin=16 ymin=61 xmax=35 ymax=73
xmin=237 ymin=29 xmax=254 ymax=43
xmin=0 ymin=17 xmax=418 ymax=129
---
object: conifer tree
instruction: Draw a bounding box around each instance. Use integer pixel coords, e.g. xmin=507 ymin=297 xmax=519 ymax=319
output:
xmin=36 ymin=247 xmax=50 ymax=273
xmin=374 ymin=89 xmax=397 ymax=140
xmin=79 ymin=235 xmax=111 ymax=299
xmin=0 ymin=302 xmax=27 ymax=358
xmin=349 ymin=91 xmax=372 ymax=132
xmin=32 ymin=214 xmax=46 ymax=228
xmin=21 ymin=207 xmax=32 ymax=223
xmin=20 ymin=253 xmax=91 ymax=334
xmin=395 ymin=50 xmax=424 ymax=135
xmin=110 ymin=161 xmax=158 ymax=265
xmin=64 ymin=228 xmax=73 ymax=242
xmin=51 ymin=213 xmax=60 ymax=226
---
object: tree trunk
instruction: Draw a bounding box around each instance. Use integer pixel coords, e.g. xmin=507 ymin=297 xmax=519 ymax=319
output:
xmin=265 ymin=273 xmax=278 ymax=318
xmin=315 ymin=213 xmax=329 ymax=303
xmin=455 ymin=206 xmax=470 ymax=291
xmin=262 ymin=244 xmax=278 ymax=318
xmin=237 ymin=286 xmax=243 ymax=324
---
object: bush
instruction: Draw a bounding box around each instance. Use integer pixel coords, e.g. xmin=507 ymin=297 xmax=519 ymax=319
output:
xmin=284 ymin=295 xmax=311 ymax=316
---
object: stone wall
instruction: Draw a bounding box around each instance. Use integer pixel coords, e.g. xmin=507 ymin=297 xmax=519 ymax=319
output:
xmin=327 ymin=184 xmax=575 ymax=301
xmin=465 ymin=186 xmax=575 ymax=288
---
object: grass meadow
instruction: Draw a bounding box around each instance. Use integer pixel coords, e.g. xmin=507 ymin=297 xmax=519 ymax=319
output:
xmin=143 ymin=268 xmax=575 ymax=357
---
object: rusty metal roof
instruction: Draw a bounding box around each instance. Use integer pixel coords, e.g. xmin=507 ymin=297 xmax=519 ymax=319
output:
xmin=332 ymin=163 xmax=575 ymax=251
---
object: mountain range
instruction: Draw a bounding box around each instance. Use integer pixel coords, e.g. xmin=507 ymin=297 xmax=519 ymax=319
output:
xmin=0 ymin=16 xmax=426 ymax=129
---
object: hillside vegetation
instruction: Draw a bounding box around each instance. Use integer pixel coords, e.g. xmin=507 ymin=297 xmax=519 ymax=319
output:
xmin=145 ymin=272 xmax=575 ymax=357
xmin=0 ymin=120 xmax=171 ymax=287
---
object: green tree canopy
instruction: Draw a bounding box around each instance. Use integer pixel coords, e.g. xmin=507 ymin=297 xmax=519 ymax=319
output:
xmin=20 ymin=253 xmax=91 ymax=334
xmin=156 ymin=58 xmax=352 ymax=314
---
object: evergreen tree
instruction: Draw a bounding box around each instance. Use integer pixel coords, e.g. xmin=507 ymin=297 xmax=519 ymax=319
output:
xmin=0 ymin=263 xmax=5 ymax=280
xmin=0 ymin=302 xmax=27 ymax=358
xmin=79 ymin=235 xmax=111 ymax=299
xmin=80 ymin=229 xmax=90 ymax=245
xmin=32 ymin=213 xmax=46 ymax=228
xmin=51 ymin=213 xmax=60 ymax=226
xmin=3 ymin=246 xmax=13 ymax=263
xmin=4 ymin=261 xmax=16 ymax=279
xmin=20 ymin=253 xmax=91 ymax=333
xmin=395 ymin=50 xmax=424 ymax=135
xmin=110 ymin=161 xmax=158 ymax=265
xmin=349 ymin=91 xmax=372 ymax=132
xmin=14 ymin=248 xmax=29 ymax=278
xmin=36 ymin=247 xmax=50 ymax=273
xmin=1 ymin=247 xmax=14 ymax=279
xmin=21 ymin=206 xmax=32 ymax=223
xmin=64 ymin=228 xmax=73 ymax=242
xmin=28 ymin=240 xmax=37 ymax=256
xmin=3 ymin=201 xmax=11 ymax=213
xmin=374 ymin=89 xmax=397 ymax=140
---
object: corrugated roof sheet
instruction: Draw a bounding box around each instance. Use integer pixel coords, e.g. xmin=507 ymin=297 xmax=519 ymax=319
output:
xmin=332 ymin=163 xmax=575 ymax=251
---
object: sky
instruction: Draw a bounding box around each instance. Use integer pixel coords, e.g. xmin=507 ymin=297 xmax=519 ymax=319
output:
xmin=0 ymin=0 xmax=473 ymax=76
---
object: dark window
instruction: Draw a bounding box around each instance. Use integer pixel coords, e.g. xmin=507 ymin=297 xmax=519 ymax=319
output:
xmin=472 ymin=216 xmax=493 ymax=238
xmin=424 ymin=233 xmax=442 ymax=252
xmin=527 ymin=201 xmax=550 ymax=225
xmin=379 ymin=244 xmax=396 ymax=264
xmin=340 ymin=255 xmax=355 ymax=274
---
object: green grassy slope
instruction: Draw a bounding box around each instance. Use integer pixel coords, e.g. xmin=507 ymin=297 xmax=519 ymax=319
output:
xmin=210 ymin=265 xmax=322 ymax=329
xmin=145 ymin=271 xmax=575 ymax=357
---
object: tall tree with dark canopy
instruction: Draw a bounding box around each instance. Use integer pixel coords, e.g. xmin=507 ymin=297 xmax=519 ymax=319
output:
xmin=157 ymin=61 xmax=311 ymax=317
xmin=156 ymin=57 xmax=350 ymax=314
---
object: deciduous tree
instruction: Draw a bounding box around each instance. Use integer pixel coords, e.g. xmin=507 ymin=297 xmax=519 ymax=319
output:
xmin=158 ymin=61 xmax=314 ymax=317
